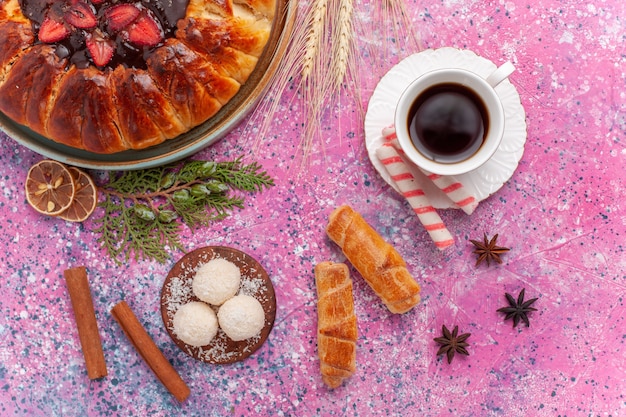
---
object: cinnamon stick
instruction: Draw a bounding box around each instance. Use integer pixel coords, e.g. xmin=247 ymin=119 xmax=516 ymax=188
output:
xmin=64 ymin=266 xmax=108 ymax=380
xmin=111 ymin=301 xmax=190 ymax=402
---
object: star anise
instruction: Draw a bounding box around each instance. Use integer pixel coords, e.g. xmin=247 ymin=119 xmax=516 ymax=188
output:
xmin=433 ymin=325 xmax=471 ymax=364
xmin=496 ymin=288 xmax=538 ymax=328
xmin=470 ymin=233 xmax=510 ymax=266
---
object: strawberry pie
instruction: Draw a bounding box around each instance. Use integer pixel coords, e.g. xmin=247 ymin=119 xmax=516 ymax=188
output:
xmin=0 ymin=0 xmax=275 ymax=153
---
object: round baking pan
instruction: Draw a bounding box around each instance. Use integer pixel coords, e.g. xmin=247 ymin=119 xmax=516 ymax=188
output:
xmin=0 ymin=0 xmax=296 ymax=170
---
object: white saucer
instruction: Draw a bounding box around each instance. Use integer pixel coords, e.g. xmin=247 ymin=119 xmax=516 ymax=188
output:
xmin=364 ymin=47 xmax=527 ymax=209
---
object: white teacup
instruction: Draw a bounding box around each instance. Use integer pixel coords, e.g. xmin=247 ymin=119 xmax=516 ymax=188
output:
xmin=394 ymin=62 xmax=515 ymax=176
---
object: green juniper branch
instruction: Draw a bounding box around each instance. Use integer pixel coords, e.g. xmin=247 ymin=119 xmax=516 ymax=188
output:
xmin=92 ymin=157 xmax=274 ymax=264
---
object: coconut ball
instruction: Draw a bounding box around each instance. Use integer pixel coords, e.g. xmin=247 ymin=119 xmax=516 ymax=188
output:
xmin=192 ymin=258 xmax=241 ymax=306
xmin=217 ymin=295 xmax=265 ymax=341
xmin=173 ymin=301 xmax=218 ymax=347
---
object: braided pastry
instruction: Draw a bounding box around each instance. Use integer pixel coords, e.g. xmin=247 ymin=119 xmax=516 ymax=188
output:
xmin=315 ymin=261 xmax=357 ymax=389
xmin=326 ymin=205 xmax=421 ymax=314
xmin=0 ymin=0 xmax=275 ymax=153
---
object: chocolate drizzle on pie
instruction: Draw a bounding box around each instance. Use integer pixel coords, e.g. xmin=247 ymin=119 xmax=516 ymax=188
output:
xmin=19 ymin=0 xmax=190 ymax=69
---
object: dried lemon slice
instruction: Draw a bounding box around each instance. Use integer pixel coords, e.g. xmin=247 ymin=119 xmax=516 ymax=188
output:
xmin=25 ymin=160 xmax=76 ymax=216
xmin=58 ymin=167 xmax=98 ymax=222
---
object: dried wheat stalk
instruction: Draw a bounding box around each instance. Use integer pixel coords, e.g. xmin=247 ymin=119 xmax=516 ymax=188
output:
xmin=381 ymin=0 xmax=422 ymax=63
xmin=244 ymin=0 xmax=421 ymax=167
xmin=298 ymin=0 xmax=332 ymax=163
xmin=329 ymin=0 xmax=354 ymax=90
xmin=301 ymin=0 xmax=328 ymax=83
xmin=245 ymin=2 xmax=311 ymax=154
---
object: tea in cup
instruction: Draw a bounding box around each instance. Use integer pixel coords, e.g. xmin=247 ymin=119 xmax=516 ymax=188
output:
xmin=394 ymin=62 xmax=515 ymax=176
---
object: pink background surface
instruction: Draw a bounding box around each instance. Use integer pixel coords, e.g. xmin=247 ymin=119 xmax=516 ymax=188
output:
xmin=1 ymin=0 xmax=625 ymax=415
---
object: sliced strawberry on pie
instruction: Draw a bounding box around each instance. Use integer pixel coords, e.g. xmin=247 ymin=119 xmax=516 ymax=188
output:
xmin=86 ymin=32 xmax=115 ymax=67
xmin=126 ymin=12 xmax=163 ymax=47
xmin=105 ymin=3 xmax=141 ymax=32
xmin=38 ymin=17 xmax=71 ymax=43
xmin=64 ymin=2 xmax=97 ymax=29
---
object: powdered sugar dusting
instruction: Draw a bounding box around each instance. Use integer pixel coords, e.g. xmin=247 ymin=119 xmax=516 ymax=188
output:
xmin=160 ymin=246 xmax=276 ymax=364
